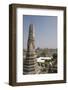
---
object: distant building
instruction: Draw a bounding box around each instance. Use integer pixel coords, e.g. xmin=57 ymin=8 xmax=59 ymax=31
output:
xmin=37 ymin=57 xmax=52 ymax=62
xmin=37 ymin=56 xmax=52 ymax=67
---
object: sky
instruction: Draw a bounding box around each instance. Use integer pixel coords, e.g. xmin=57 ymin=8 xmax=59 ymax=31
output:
xmin=23 ymin=15 xmax=57 ymax=49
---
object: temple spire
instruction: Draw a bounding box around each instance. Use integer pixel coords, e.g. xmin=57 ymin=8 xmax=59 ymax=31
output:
xmin=23 ymin=24 xmax=40 ymax=75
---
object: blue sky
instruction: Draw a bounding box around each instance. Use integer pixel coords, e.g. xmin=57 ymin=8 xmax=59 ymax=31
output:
xmin=23 ymin=15 xmax=57 ymax=49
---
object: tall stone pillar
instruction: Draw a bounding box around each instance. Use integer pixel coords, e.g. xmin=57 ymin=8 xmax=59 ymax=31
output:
xmin=23 ymin=24 xmax=40 ymax=75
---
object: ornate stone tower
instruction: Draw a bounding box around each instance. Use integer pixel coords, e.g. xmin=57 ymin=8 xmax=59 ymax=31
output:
xmin=23 ymin=24 xmax=39 ymax=75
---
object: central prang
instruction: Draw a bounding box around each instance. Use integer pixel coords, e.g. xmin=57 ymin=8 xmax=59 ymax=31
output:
xmin=23 ymin=24 xmax=40 ymax=75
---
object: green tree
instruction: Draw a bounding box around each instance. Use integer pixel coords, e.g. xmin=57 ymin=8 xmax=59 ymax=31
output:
xmin=40 ymin=50 xmax=46 ymax=57
xmin=52 ymin=53 xmax=57 ymax=59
